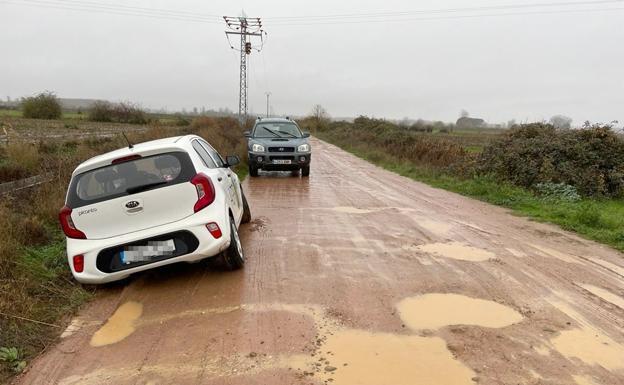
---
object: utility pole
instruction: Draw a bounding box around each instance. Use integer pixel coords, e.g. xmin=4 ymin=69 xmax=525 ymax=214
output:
xmin=264 ymin=92 xmax=271 ymax=118
xmin=223 ymin=14 xmax=266 ymax=125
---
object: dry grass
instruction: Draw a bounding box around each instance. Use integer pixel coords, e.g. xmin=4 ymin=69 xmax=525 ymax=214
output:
xmin=0 ymin=115 xmax=249 ymax=380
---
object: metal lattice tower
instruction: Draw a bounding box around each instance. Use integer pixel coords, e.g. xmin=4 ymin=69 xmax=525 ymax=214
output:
xmin=223 ymin=15 xmax=265 ymax=124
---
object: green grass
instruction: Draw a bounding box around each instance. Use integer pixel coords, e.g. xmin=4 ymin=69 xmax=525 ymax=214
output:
xmin=320 ymin=136 xmax=624 ymax=252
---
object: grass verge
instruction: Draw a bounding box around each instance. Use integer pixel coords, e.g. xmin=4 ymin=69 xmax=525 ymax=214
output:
xmin=318 ymin=135 xmax=624 ymax=252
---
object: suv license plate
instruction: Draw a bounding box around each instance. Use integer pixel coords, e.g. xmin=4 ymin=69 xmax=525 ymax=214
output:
xmin=273 ymin=159 xmax=292 ymax=164
xmin=120 ymin=239 xmax=176 ymax=264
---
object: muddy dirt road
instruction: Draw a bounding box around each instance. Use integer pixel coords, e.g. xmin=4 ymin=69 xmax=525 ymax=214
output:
xmin=16 ymin=138 xmax=624 ymax=385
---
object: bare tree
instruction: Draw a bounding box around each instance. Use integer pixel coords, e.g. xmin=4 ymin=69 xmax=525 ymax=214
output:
xmin=310 ymin=104 xmax=330 ymax=132
xmin=549 ymin=115 xmax=573 ymax=129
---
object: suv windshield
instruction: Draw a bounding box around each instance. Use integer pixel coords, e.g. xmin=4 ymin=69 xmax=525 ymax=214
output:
xmin=253 ymin=122 xmax=302 ymax=138
xmin=67 ymin=151 xmax=196 ymax=208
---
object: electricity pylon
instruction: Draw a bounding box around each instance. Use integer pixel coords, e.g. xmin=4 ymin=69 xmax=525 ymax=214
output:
xmin=223 ymin=14 xmax=265 ymax=124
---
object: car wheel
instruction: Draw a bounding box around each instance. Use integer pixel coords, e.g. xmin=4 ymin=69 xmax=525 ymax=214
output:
xmin=301 ymin=166 xmax=310 ymax=177
xmin=249 ymin=164 xmax=259 ymax=177
xmin=241 ymin=189 xmax=251 ymax=224
xmin=215 ymin=216 xmax=245 ymax=270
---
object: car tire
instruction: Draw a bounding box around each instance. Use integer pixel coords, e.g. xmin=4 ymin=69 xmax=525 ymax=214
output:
xmin=241 ymin=189 xmax=251 ymax=224
xmin=301 ymin=166 xmax=310 ymax=177
xmin=249 ymin=164 xmax=259 ymax=177
xmin=215 ymin=216 xmax=245 ymax=271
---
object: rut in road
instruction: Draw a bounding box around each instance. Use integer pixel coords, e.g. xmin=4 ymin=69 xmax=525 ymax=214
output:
xmin=16 ymin=138 xmax=624 ymax=385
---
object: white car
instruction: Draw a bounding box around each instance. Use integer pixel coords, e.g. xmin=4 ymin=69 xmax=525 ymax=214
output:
xmin=59 ymin=135 xmax=251 ymax=284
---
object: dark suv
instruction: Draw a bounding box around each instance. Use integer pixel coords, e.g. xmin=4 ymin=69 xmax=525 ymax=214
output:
xmin=245 ymin=118 xmax=311 ymax=177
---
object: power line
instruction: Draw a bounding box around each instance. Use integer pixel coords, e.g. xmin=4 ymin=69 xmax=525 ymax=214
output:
xmin=264 ymin=0 xmax=624 ymax=21
xmin=269 ymin=6 xmax=624 ymax=26
xmin=2 ymin=0 xmax=622 ymax=25
xmin=1 ymin=0 xmax=223 ymax=24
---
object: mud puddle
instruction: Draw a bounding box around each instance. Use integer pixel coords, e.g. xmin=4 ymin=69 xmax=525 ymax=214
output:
xmin=397 ymin=293 xmax=523 ymax=330
xmin=90 ymin=301 xmax=143 ymax=347
xmin=307 ymin=329 xmax=475 ymax=385
xmin=415 ymin=242 xmax=495 ymax=262
xmin=580 ymin=284 xmax=624 ymax=309
xmin=549 ymin=295 xmax=624 ymax=371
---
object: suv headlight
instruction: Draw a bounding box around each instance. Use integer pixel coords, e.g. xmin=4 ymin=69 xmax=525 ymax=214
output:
xmin=252 ymin=143 xmax=265 ymax=152
xmin=298 ymin=144 xmax=310 ymax=152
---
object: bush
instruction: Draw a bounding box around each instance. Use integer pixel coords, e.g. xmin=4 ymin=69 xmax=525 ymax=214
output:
xmin=21 ymin=92 xmax=61 ymax=120
xmin=480 ymin=123 xmax=624 ymax=197
xmin=87 ymin=101 xmax=147 ymax=124
xmin=302 ymin=116 xmax=466 ymax=168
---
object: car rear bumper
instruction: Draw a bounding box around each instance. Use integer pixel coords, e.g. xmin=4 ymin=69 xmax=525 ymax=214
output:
xmin=248 ymin=152 xmax=311 ymax=170
xmin=66 ymin=207 xmax=231 ymax=284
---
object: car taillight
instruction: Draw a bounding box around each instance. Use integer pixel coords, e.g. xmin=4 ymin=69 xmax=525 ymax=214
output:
xmin=73 ymin=255 xmax=84 ymax=273
xmin=191 ymin=173 xmax=216 ymax=212
xmin=206 ymin=223 xmax=222 ymax=239
xmin=59 ymin=206 xmax=87 ymax=239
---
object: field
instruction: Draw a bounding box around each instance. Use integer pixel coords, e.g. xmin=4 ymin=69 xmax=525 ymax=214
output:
xmin=301 ymin=117 xmax=624 ymax=253
xmin=0 ymin=114 xmax=249 ymax=381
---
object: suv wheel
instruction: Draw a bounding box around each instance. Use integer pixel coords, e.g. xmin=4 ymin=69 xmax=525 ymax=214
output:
xmin=249 ymin=164 xmax=259 ymax=177
xmin=301 ymin=166 xmax=310 ymax=177
xmin=215 ymin=216 xmax=245 ymax=270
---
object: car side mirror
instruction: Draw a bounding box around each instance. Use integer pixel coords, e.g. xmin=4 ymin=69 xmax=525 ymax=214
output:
xmin=303 ymin=132 xmax=311 ymax=138
xmin=243 ymin=131 xmax=251 ymax=138
xmin=225 ymin=155 xmax=240 ymax=167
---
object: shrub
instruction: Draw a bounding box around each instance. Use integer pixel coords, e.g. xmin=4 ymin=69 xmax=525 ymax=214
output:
xmin=21 ymin=92 xmax=61 ymax=120
xmin=480 ymin=123 xmax=624 ymax=197
xmin=534 ymin=182 xmax=581 ymax=202
xmin=88 ymin=101 xmax=147 ymax=124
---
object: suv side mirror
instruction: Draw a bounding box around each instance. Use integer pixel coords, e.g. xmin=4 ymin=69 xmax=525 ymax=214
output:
xmin=303 ymin=132 xmax=311 ymax=138
xmin=243 ymin=131 xmax=251 ymax=138
xmin=225 ymin=155 xmax=240 ymax=167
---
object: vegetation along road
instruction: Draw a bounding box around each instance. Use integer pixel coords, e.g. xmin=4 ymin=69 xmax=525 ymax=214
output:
xmin=15 ymin=138 xmax=624 ymax=385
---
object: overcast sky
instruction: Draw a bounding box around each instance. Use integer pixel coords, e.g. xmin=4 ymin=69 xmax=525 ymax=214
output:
xmin=1 ymin=0 xmax=623 ymax=124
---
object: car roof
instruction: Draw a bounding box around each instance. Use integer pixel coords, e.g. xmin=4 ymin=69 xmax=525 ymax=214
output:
xmin=73 ymin=135 xmax=196 ymax=175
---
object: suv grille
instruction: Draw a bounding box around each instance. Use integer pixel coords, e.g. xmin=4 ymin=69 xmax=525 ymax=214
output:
xmin=268 ymin=147 xmax=295 ymax=153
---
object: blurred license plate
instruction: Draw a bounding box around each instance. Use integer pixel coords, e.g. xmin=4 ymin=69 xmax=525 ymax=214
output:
xmin=273 ymin=159 xmax=291 ymax=164
xmin=120 ymin=239 xmax=175 ymax=264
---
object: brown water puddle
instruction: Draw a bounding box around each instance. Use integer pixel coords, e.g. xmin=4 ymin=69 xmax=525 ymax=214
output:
xmin=551 ymin=328 xmax=624 ymax=371
xmin=90 ymin=301 xmax=143 ymax=347
xmin=416 ymin=242 xmax=494 ymax=262
xmin=548 ymin=295 xmax=624 ymax=371
xmin=397 ymin=293 xmax=523 ymax=330
xmin=304 ymin=329 xmax=476 ymax=385
xmin=581 ymin=284 xmax=624 ymax=309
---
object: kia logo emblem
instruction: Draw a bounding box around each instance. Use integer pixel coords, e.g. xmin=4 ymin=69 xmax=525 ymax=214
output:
xmin=125 ymin=201 xmax=140 ymax=209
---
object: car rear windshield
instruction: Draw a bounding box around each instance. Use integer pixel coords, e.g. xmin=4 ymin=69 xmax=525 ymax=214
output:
xmin=253 ymin=122 xmax=302 ymax=138
xmin=66 ymin=151 xmax=196 ymax=208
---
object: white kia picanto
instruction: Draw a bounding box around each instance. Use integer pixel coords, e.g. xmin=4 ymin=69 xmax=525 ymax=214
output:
xmin=59 ymin=135 xmax=251 ymax=284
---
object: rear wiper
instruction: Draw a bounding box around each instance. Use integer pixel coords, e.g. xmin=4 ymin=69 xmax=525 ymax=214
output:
xmin=126 ymin=181 xmax=168 ymax=194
